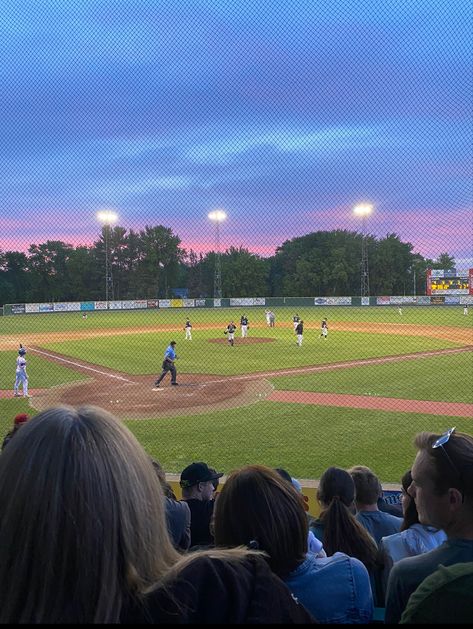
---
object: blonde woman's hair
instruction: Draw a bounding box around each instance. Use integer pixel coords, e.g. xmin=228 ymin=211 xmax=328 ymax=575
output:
xmin=0 ymin=405 xmax=180 ymax=623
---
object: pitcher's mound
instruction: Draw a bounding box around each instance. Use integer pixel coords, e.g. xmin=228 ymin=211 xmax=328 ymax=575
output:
xmin=209 ymin=337 xmax=276 ymax=344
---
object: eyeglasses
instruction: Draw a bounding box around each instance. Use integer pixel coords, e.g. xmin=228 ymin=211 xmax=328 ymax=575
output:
xmin=432 ymin=427 xmax=462 ymax=481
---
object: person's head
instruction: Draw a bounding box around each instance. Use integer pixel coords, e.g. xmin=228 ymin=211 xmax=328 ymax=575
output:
xmin=214 ymin=465 xmax=308 ymax=577
xmin=170 ymin=340 xmax=176 ymax=347
xmin=18 ymin=346 xmax=26 ymax=356
xmin=0 ymin=405 xmax=179 ymax=623
xmin=179 ymin=462 xmax=223 ymax=501
xmin=207 ymin=467 xmax=220 ymax=493
xmin=317 ymin=467 xmax=379 ymax=569
xmin=408 ymin=428 xmax=473 ymax=533
xmin=151 ymin=458 xmax=176 ymax=499
xmin=348 ymin=465 xmax=383 ymax=507
xmin=317 ymin=466 xmax=355 ymax=509
xmin=400 ymin=470 xmax=419 ymax=531
xmin=13 ymin=413 xmax=29 ymax=427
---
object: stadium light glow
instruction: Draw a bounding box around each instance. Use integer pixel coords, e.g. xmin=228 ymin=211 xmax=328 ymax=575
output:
xmin=353 ymin=203 xmax=373 ymax=218
xmin=208 ymin=209 xmax=227 ymax=222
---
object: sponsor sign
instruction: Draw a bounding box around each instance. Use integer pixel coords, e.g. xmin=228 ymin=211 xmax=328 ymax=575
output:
xmin=195 ymin=299 xmax=206 ymax=307
xmin=54 ymin=302 xmax=80 ymax=312
xmin=94 ymin=301 xmax=108 ymax=310
xmin=361 ymin=297 xmax=370 ymax=306
xmin=25 ymin=304 xmax=40 ymax=313
xmin=182 ymin=299 xmax=195 ymax=308
xmin=417 ymin=296 xmax=430 ymax=305
xmin=213 ymin=299 xmax=222 ymax=308
xmin=109 ymin=301 xmax=123 ymax=310
xmin=39 ymin=303 xmax=54 ymax=312
xmin=254 ymin=297 xmax=266 ymax=305
xmin=377 ymin=296 xmax=391 ymax=305
xmin=445 ymin=296 xmax=460 ymax=305
xmin=11 ymin=304 xmax=26 ymax=314
xmin=133 ymin=300 xmax=148 ymax=309
xmin=81 ymin=302 xmax=95 ymax=311
xmin=147 ymin=300 xmax=158 ymax=309
xmin=460 ymin=295 xmax=473 ymax=304
xmin=121 ymin=300 xmax=136 ymax=310
xmin=170 ymin=299 xmax=183 ymax=308
xmin=230 ymin=298 xmax=255 ymax=306
xmin=314 ymin=297 xmax=352 ymax=306
xmin=390 ymin=296 xmax=416 ymax=305
xmin=159 ymin=299 xmax=171 ymax=308
xmin=430 ymin=295 xmax=445 ymax=304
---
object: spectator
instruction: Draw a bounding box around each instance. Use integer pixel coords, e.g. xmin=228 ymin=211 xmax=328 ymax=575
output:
xmin=214 ymin=464 xmax=374 ymax=623
xmin=385 ymin=427 xmax=473 ymax=624
xmin=275 ymin=467 xmax=326 ymax=558
xmin=2 ymin=413 xmax=29 ymax=450
xmin=151 ymin=459 xmax=191 ymax=551
xmin=180 ymin=461 xmax=223 ymax=548
xmin=379 ymin=470 xmax=447 ymax=595
xmin=348 ymin=465 xmax=402 ymax=544
xmin=310 ymin=466 xmax=383 ymax=605
xmin=0 ymin=405 xmax=315 ymax=624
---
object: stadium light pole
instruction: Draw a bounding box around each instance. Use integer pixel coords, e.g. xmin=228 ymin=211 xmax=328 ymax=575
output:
xmin=353 ymin=203 xmax=373 ymax=298
xmin=97 ymin=209 xmax=118 ymax=308
xmin=208 ymin=209 xmax=227 ymax=299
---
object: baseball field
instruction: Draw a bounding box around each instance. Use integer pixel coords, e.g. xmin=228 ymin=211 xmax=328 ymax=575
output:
xmin=1 ymin=306 xmax=472 ymax=484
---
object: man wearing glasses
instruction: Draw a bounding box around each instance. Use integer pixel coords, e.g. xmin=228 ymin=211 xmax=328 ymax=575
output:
xmin=385 ymin=427 xmax=473 ymax=623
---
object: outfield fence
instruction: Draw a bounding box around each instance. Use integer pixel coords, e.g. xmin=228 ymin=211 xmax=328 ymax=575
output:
xmin=4 ymin=293 xmax=473 ymax=316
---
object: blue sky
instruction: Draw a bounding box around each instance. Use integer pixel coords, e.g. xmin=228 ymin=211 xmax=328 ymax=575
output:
xmin=0 ymin=0 xmax=471 ymax=266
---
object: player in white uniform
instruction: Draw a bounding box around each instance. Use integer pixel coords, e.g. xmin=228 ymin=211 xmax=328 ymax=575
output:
xmin=265 ymin=310 xmax=271 ymax=326
xmin=184 ymin=318 xmax=192 ymax=340
xmin=464 ymin=305 xmax=469 ymax=316
xmin=14 ymin=346 xmax=29 ymax=398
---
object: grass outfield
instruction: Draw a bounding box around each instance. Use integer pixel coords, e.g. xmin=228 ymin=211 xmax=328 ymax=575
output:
xmin=0 ymin=306 xmax=471 ymax=482
xmin=122 ymin=403 xmax=472 ymax=483
xmin=40 ymin=330 xmax=458 ymax=375
xmin=272 ymin=352 xmax=473 ymax=403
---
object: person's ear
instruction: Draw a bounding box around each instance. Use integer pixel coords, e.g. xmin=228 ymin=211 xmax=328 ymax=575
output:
xmin=448 ymin=487 xmax=463 ymax=508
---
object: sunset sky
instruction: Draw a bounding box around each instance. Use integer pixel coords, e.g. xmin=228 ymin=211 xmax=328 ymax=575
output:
xmin=1 ymin=1 xmax=471 ymax=267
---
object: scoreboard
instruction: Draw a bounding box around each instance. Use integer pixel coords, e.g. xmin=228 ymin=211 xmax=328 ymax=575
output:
xmin=427 ymin=269 xmax=473 ymax=295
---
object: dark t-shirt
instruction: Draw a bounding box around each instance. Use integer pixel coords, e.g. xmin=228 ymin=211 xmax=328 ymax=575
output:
xmin=184 ymin=498 xmax=215 ymax=548
xmin=121 ymin=554 xmax=317 ymax=624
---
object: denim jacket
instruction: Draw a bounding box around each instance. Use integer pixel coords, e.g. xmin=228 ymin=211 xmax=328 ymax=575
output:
xmin=284 ymin=552 xmax=374 ymax=624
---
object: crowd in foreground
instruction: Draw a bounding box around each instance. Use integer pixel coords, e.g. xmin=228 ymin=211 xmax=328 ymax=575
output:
xmin=0 ymin=408 xmax=471 ymax=624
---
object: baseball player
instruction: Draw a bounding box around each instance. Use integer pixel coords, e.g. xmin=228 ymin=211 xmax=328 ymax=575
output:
xmin=152 ymin=341 xmax=178 ymax=389
xmin=320 ymin=318 xmax=328 ymax=339
xmin=14 ymin=345 xmax=29 ymax=398
xmin=224 ymin=321 xmax=237 ymax=346
xmin=293 ymin=313 xmax=301 ymax=331
xmin=295 ymin=320 xmax=304 ymax=346
xmin=463 ymin=305 xmax=469 ymax=316
xmin=265 ymin=310 xmax=271 ymax=326
xmin=82 ymin=312 xmax=88 ymax=320
xmin=184 ymin=318 xmax=192 ymax=340
xmin=398 ymin=306 xmax=403 ymax=316
xmin=240 ymin=314 xmax=249 ymax=338
xmin=269 ymin=310 xmax=276 ymax=328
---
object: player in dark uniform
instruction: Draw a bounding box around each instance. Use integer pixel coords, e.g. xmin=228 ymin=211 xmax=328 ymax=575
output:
xmin=295 ymin=320 xmax=304 ymax=346
xmin=240 ymin=314 xmax=249 ymax=338
xmin=224 ymin=321 xmax=237 ymax=346
xmin=293 ymin=313 xmax=300 ymax=331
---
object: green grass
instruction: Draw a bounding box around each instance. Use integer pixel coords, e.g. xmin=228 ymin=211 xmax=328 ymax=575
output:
xmin=1 ymin=305 xmax=472 ymax=336
xmin=41 ymin=330 xmax=457 ymax=376
xmin=0 ymin=351 xmax=87 ymax=390
xmin=123 ymin=402 xmax=472 ymax=483
xmin=272 ymin=352 xmax=473 ymax=403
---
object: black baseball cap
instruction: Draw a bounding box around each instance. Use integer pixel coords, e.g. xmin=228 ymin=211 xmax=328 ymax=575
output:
xmin=180 ymin=462 xmax=223 ymax=488
xmin=170 ymin=340 xmax=177 ymax=345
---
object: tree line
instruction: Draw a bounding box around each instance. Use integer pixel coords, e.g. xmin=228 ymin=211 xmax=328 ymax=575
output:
xmin=0 ymin=225 xmax=456 ymax=305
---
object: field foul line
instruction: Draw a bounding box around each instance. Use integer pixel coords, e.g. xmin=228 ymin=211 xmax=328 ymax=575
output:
xmin=203 ymin=346 xmax=473 ymax=385
xmin=29 ymin=348 xmax=134 ymax=383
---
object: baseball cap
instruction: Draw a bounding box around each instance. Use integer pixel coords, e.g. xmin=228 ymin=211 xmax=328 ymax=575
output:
xmin=180 ymin=462 xmax=223 ymax=488
xmin=14 ymin=413 xmax=29 ymax=426
xmin=170 ymin=340 xmax=177 ymax=346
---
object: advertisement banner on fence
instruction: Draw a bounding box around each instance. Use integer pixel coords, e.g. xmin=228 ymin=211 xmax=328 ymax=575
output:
xmin=39 ymin=303 xmax=54 ymax=312
xmin=25 ymin=304 xmax=40 ymax=313
xmin=195 ymin=299 xmax=206 ymax=307
xmin=11 ymin=304 xmax=26 ymax=314
xmin=390 ymin=296 xmax=416 ymax=305
xmin=94 ymin=301 xmax=108 ymax=310
xmin=361 ymin=297 xmax=370 ymax=306
xmin=109 ymin=301 xmax=123 ymax=310
xmin=120 ymin=300 xmax=135 ymax=310
xmin=431 ymin=296 xmax=445 ymax=304
xmin=54 ymin=302 xmax=80 ymax=312
xmin=147 ymin=300 xmax=158 ymax=309
xmin=182 ymin=299 xmax=195 ymax=308
xmin=460 ymin=295 xmax=473 ymax=304
xmin=159 ymin=299 xmax=171 ymax=308
xmin=81 ymin=302 xmax=95 ymax=311
xmin=171 ymin=299 xmax=183 ymax=308
xmin=213 ymin=299 xmax=222 ymax=308
xmin=314 ymin=297 xmax=352 ymax=306
xmin=416 ymin=296 xmax=430 ymax=304
xmin=254 ymin=297 xmax=266 ymax=305
xmin=377 ymin=296 xmax=391 ymax=305
xmin=133 ymin=300 xmax=148 ymax=309
xmin=445 ymin=296 xmax=461 ymax=305
xmin=230 ymin=298 xmax=255 ymax=307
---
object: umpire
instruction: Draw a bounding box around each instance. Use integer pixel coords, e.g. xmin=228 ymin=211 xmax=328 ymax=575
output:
xmin=153 ymin=341 xmax=178 ymax=389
